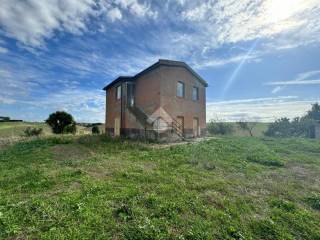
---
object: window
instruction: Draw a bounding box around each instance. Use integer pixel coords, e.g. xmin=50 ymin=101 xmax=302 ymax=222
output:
xmin=192 ymin=86 xmax=199 ymax=101
xmin=127 ymin=83 xmax=134 ymax=106
xmin=177 ymin=81 xmax=185 ymax=98
xmin=116 ymin=85 xmax=121 ymax=100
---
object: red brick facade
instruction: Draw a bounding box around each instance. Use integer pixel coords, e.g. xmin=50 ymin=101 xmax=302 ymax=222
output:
xmin=104 ymin=60 xmax=207 ymax=140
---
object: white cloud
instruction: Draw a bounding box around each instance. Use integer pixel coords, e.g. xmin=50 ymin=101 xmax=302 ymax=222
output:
xmin=0 ymin=0 xmax=157 ymax=48
xmin=175 ymin=0 xmax=320 ymax=65
xmin=0 ymin=0 xmax=97 ymax=47
xmin=181 ymin=0 xmax=319 ymax=46
xmin=115 ymin=0 xmax=157 ymax=18
xmin=107 ymin=7 xmax=122 ymax=22
xmin=266 ymin=80 xmax=320 ymax=86
xmin=0 ymin=96 xmax=16 ymax=104
xmin=0 ymin=46 xmax=8 ymax=53
xmin=207 ymin=96 xmax=318 ymax=122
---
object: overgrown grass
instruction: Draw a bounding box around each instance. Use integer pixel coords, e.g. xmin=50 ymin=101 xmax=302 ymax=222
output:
xmin=0 ymin=135 xmax=319 ymax=239
xmin=0 ymin=122 xmax=93 ymax=139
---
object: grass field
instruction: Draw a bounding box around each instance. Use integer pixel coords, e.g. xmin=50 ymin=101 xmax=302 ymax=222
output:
xmin=0 ymin=122 xmax=52 ymax=138
xmin=0 ymin=122 xmax=96 ymax=139
xmin=0 ymin=135 xmax=319 ymax=239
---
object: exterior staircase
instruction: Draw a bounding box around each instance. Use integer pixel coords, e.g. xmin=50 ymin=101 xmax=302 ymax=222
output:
xmin=128 ymin=105 xmax=184 ymax=140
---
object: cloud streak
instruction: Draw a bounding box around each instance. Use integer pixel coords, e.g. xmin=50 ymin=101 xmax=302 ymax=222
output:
xmin=269 ymin=70 xmax=320 ymax=93
xmin=266 ymin=80 xmax=320 ymax=86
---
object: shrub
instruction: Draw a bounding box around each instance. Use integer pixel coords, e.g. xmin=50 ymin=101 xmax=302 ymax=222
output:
xmin=246 ymin=152 xmax=284 ymax=167
xmin=305 ymin=103 xmax=320 ymax=121
xmin=92 ymin=125 xmax=100 ymax=134
xmin=265 ymin=117 xmax=315 ymax=138
xmin=45 ymin=111 xmax=76 ymax=134
xmin=305 ymin=195 xmax=320 ymax=210
xmin=207 ymin=120 xmax=234 ymax=135
xmin=63 ymin=123 xmax=76 ymax=134
xmin=24 ymin=127 xmax=43 ymax=137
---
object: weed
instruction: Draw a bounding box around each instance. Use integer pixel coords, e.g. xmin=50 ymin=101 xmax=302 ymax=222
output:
xmin=305 ymin=195 xmax=320 ymax=211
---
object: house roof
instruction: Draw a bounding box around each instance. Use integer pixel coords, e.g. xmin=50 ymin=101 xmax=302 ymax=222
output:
xmin=103 ymin=59 xmax=208 ymax=91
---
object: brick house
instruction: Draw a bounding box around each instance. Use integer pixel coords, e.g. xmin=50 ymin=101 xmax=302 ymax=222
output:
xmin=103 ymin=59 xmax=208 ymax=140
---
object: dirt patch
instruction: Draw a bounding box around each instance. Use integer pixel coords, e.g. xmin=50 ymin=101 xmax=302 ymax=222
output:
xmin=149 ymin=137 xmax=217 ymax=149
xmin=286 ymin=162 xmax=319 ymax=181
xmin=85 ymin=167 xmax=111 ymax=179
xmin=47 ymin=181 xmax=82 ymax=196
xmin=51 ymin=144 xmax=94 ymax=162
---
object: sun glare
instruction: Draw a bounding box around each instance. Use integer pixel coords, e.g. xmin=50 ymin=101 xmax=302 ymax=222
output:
xmin=266 ymin=0 xmax=305 ymax=23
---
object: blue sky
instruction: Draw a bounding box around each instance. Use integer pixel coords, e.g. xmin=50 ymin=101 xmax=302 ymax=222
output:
xmin=0 ymin=0 xmax=319 ymax=122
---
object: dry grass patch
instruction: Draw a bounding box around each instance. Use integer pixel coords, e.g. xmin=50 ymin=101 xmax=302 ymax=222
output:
xmin=50 ymin=144 xmax=94 ymax=162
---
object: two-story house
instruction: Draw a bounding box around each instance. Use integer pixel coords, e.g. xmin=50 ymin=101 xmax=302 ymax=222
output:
xmin=103 ymin=59 xmax=208 ymax=140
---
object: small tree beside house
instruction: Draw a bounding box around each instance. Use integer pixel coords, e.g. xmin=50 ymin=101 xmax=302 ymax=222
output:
xmin=46 ymin=111 xmax=76 ymax=134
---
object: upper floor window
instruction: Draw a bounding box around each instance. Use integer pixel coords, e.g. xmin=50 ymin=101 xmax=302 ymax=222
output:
xmin=192 ymin=86 xmax=199 ymax=101
xmin=177 ymin=81 xmax=185 ymax=98
xmin=116 ymin=85 xmax=121 ymax=100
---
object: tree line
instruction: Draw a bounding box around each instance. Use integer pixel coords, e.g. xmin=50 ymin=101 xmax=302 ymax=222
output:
xmin=207 ymin=103 xmax=320 ymax=138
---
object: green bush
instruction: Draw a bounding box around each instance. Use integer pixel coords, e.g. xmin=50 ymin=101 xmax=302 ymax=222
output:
xmin=264 ymin=117 xmax=315 ymax=138
xmin=246 ymin=153 xmax=284 ymax=167
xmin=305 ymin=195 xmax=320 ymax=210
xmin=207 ymin=120 xmax=234 ymax=135
xmin=23 ymin=127 xmax=43 ymax=137
xmin=63 ymin=123 xmax=76 ymax=134
xmin=91 ymin=125 xmax=100 ymax=134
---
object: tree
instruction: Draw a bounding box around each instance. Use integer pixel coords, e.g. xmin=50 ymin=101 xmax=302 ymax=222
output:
xmin=46 ymin=111 xmax=76 ymax=134
xmin=305 ymin=103 xmax=320 ymax=121
xmin=92 ymin=125 xmax=100 ymax=134
xmin=236 ymin=121 xmax=257 ymax=137
xmin=264 ymin=117 xmax=291 ymax=138
xmin=264 ymin=117 xmax=314 ymax=138
xmin=207 ymin=120 xmax=234 ymax=135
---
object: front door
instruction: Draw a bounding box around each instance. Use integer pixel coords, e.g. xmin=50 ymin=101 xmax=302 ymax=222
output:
xmin=176 ymin=116 xmax=184 ymax=135
xmin=114 ymin=118 xmax=120 ymax=136
xmin=193 ymin=117 xmax=199 ymax=137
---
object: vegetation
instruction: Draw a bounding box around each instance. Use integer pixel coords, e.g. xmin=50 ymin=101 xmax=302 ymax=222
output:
xmin=264 ymin=117 xmax=315 ymax=138
xmin=24 ymin=127 xmax=43 ymax=137
xmin=305 ymin=103 xmax=320 ymax=121
xmin=0 ymin=135 xmax=319 ymax=239
xmin=46 ymin=111 xmax=76 ymax=134
xmin=265 ymin=103 xmax=320 ymax=138
xmin=207 ymin=120 xmax=234 ymax=135
xmin=0 ymin=122 xmax=51 ymax=138
xmin=236 ymin=121 xmax=257 ymax=137
xmin=91 ymin=125 xmax=100 ymax=134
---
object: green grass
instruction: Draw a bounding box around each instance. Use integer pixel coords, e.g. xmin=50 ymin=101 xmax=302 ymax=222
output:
xmin=0 ymin=136 xmax=319 ymax=239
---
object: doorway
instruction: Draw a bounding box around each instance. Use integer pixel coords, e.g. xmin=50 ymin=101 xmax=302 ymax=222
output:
xmin=114 ymin=118 xmax=120 ymax=136
xmin=193 ymin=117 xmax=199 ymax=137
xmin=176 ymin=116 xmax=184 ymax=135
